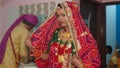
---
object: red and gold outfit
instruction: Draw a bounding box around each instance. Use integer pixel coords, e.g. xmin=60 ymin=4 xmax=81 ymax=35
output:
xmin=48 ymin=28 xmax=76 ymax=68
xmin=31 ymin=1 xmax=101 ymax=68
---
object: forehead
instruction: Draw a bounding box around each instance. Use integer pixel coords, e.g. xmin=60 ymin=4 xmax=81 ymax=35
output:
xmin=56 ymin=8 xmax=65 ymax=14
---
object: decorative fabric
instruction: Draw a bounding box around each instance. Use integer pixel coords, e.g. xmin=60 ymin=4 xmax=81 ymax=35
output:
xmin=0 ymin=14 xmax=38 ymax=63
xmin=31 ymin=1 xmax=100 ymax=68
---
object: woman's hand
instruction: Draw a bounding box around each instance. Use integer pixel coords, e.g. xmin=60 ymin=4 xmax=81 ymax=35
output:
xmin=25 ymin=37 xmax=48 ymax=60
xmin=25 ymin=37 xmax=35 ymax=51
xmin=72 ymin=54 xmax=84 ymax=68
xmin=40 ymin=52 xmax=49 ymax=60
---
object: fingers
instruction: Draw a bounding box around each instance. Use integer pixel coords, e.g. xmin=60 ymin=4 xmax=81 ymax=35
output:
xmin=40 ymin=53 xmax=48 ymax=60
xmin=72 ymin=55 xmax=84 ymax=68
xmin=25 ymin=38 xmax=35 ymax=51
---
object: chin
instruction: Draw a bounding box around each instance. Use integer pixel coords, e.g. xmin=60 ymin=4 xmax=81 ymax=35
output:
xmin=61 ymin=25 xmax=68 ymax=28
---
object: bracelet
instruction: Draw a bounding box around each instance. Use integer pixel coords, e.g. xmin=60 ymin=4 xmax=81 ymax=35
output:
xmin=31 ymin=48 xmax=42 ymax=59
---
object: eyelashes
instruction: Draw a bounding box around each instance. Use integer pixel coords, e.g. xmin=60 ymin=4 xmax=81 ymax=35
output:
xmin=56 ymin=13 xmax=66 ymax=18
xmin=61 ymin=13 xmax=65 ymax=17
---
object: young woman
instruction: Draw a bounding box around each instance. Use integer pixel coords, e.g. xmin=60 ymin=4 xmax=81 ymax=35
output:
xmin=29 ymin=1 xmax=100 ymax=68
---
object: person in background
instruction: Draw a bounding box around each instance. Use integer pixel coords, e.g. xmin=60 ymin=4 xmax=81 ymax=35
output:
xmin=26 ymin=1 xmax=101 ymax=68
xmin=0 ymin=14 xmax=38 ymax=68
xmin=108 ymin=49 xmax=120 ymax=68
xmin=105 ymin=45 xmax=112 ymax=68
xmin=106 ymin=45 xmax=112 ymax=55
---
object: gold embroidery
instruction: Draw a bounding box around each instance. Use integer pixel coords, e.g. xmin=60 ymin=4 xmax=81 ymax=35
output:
xmin=60 ymin=44 xmax=64 ymax=48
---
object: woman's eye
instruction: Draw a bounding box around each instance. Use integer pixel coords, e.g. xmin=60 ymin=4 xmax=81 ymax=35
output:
xmin=56 ymin=14 xmax=59 ymax=17
xmin=61 ymin=13 xmax=65 ymax=17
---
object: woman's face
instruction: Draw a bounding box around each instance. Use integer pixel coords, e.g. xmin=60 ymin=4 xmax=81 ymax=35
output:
xmin=56 ymin=8 xmax=68 ymax=27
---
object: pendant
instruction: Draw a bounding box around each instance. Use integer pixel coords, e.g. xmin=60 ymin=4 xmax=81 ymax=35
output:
xmin=58 ymin=55 xmax=64 ymax=63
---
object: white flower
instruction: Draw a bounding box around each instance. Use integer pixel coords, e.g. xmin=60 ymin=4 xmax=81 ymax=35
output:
xmin=67 ymin=43 xmax=71 ymax=48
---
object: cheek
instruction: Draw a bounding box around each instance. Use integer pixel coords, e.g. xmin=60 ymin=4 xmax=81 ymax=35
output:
xmin=58 ymin=22 xmax=67 ymax=26
xmin=57 ymin=17 xmax=68 ymax=25
xmin=61 ymin=17 xmax=67 ymax=22
xmin=62 ymin=22 xmax=68 ymax=27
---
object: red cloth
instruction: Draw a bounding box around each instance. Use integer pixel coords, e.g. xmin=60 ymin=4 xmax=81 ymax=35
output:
xmin=31 ymin=1 xmax=101 ymax=68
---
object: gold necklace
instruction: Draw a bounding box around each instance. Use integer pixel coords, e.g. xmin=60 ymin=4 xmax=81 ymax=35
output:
xmin=58 ymin=29 xmax=71 ymax=42
xmin=62 ymin=31 xmax=70 ymax=39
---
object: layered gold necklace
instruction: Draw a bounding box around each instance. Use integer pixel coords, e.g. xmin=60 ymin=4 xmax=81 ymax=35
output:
xmin=58 ymin=28 xmax=71 ymax=43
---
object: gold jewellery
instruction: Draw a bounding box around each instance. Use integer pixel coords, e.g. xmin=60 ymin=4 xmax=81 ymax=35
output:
xmin=58 ymin=29 xmax=71 ymax=43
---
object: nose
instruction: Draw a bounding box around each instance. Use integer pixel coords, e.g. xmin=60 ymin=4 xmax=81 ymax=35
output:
xmin=57 ymin=16 xmax=62 ymax=22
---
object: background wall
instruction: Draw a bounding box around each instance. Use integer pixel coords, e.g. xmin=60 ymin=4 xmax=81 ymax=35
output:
xmin=116 ymin=5 xmax=120 ymax=49
xmin=0 ymin=0 xmax=72 ymax=41
xmin=106 ymin=5 xmax=116 ymax=65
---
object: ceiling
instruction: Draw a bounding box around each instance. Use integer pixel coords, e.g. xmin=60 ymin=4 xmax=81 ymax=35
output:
xmin=90 ymin=0 xmax=120 ymax=3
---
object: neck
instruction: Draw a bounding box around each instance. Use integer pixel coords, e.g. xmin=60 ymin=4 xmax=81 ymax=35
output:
xmin=62 ymin=26 xmax=69 ymax=32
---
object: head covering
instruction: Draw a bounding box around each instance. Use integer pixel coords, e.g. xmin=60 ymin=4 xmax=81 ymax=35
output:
xmin=23 ymin=14 xmax=38 ymax=26
xmin=0 ymin=14 xmax=38 ymax=63
xmin=31 ymin=1 xmax=100 ymax=68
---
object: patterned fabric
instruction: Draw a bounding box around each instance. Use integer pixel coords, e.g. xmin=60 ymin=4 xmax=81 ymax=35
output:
xmin=31 ymin=1 xmax=100 ymax=68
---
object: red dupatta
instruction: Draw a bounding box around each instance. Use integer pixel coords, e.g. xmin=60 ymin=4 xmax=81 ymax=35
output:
xmin=31 ymin=1 xmax=100 ymax=68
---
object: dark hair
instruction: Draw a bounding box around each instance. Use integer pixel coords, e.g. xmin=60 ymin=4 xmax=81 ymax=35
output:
xmin=57 ymin=3 xmax=63 ymax=8
xmin=106 ymin=45 xmax=112 ymax=54
xmin=117 ymin=50 xmax=120 ymax=58
xmin=117 ymin=50 xmax=120 ymax=53
xmin=22 ymin=18 xmax=34 ymax=27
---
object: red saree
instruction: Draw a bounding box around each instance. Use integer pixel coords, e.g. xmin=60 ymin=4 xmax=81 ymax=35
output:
xmin=31 ymin=1 xmax=101 ymax=68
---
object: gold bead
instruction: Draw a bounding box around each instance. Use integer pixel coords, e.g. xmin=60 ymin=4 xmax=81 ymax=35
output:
xmin=58 ymin=55 xmax=64 ymax=63
xmin=55 ymin=53 xmax=58 ymax=56
xmin=60 ymin=44 xmax=64 ymax=48
xmin=55 ymin=48 xmax=58 ymax=50
xmin=65 ymin=48 xmax=68 ymax=50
